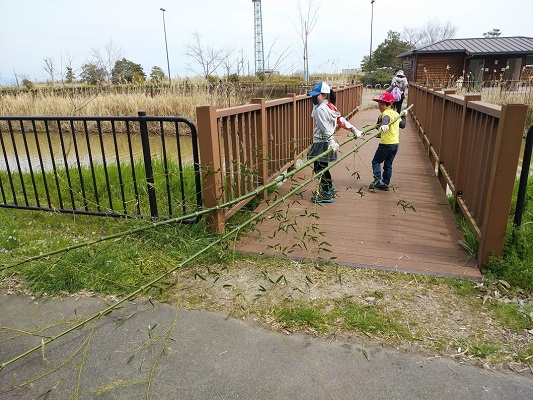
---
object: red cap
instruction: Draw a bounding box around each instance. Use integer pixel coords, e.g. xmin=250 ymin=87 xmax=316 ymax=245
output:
xmin=372 ymin=92 xmax=395 ymax=104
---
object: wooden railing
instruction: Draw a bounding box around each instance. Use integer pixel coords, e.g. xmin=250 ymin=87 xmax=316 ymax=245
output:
xmin=408 ymin=84 xmax=528 ymax=267
xmin=196 ymin=84 xmax=362 ymax=231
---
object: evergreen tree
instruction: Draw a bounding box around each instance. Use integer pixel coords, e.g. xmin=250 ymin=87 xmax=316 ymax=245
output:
xmin=149 ymin=66 xmax=166 ymax=83
xmin=111 ymin=58 xmax=146 ymax=84
xmin=360 ymin=31 xmax=411 ymax=72
xmin=483 ymin=28 xmax=502 ymax=37
xmin=65 ymin=67 xmax=75 ymax=84
xmin=80 ymin=63 xmax=107 ymax=85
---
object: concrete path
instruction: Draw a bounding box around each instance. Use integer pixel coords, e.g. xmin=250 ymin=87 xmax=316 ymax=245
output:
xmin=1 ymin=290 xmax=532 ymax=399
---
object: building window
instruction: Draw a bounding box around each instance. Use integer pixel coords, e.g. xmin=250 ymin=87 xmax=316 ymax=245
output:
xmin=526 ymin=55 xmax=533 ymax=67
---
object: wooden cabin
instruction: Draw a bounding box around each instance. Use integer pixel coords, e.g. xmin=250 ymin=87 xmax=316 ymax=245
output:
xmin=397 ymin=36 xmax=533 ymax=87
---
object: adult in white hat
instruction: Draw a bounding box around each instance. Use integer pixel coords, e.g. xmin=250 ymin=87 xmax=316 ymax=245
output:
xmin=386 ymin=70 xmax=409 ymax=113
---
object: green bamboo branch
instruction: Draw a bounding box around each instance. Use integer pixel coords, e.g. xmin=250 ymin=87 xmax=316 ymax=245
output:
xmin=1 ymin=119 xmax=382 ymax=271
xmin=0 ymin=326 xmax=53 ymax=339
xmin=146 ymin=304 xmax=179 ymax=400
xmin=0 ymin=120 xmax=377 ymax=372
xmin=1 ymin=106 xmax=414 ymax=370
xmin=75 ymin=318 xmax=99 ymax=400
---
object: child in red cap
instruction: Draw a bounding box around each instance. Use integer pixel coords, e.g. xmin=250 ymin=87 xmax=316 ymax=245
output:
xmin=369 ymin=92 xmax=406 ymax=191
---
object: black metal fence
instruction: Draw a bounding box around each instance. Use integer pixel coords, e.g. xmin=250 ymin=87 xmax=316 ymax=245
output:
xmin=0 ymin=112 xmax=202 ymax=221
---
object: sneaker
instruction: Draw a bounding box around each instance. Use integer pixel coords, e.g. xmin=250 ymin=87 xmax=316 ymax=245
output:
xmin=368 ymin=179 xmax=381 ymax=190
xmin=326 ymin=187 xmax=338 ymax=198
xmin=311 ymin=191 xmax=334 ymax=203
xmin=375 ymin=182 xmax=389 ymax=191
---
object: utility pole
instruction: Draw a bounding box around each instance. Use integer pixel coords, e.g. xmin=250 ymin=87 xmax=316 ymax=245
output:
xmin=369 ymin=0 xmax=375 ymax=74
xmin=160 ymin=8 xmax=172 ymax=86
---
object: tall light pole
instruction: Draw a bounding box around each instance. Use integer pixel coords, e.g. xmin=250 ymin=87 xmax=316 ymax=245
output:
xmin=160 ymin=8 xmax=171 ymax=86
xmin=369 ymin=0 xmax=375 ymax=75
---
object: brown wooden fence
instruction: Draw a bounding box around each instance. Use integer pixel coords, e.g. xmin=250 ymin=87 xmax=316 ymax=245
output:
xmin=196 ymin=84 xmax=362 ymax=231
xmin=408 ymin=84 xmax=528 ymax=267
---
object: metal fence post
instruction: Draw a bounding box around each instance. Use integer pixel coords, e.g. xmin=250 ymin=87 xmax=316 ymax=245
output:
xmin=514 ymin=125 xmax=533 ymax=228
xmin=138 ymin=110 xmax=158 ymax=217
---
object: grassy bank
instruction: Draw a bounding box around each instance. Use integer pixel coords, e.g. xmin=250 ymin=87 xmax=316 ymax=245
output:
xmin=1 ymin=206 xmax=532 ymax=370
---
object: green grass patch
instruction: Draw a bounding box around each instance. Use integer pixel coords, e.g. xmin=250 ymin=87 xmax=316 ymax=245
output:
xmin=274 ymin=298 xmax=412 ymax=340
xmin=469 ymin=342 xmax=502 ymax=359
xmin=333 ymin=299 xmax=412 ymax=338
xmin=275 ymin=304 xmax=333 ymax=332
xmin=0 ymin=159 xmax=200 ymax=218
xmin=517 ymin=346 xmax=533 ymax=365
xmin=491 ymin=303 xmax=533 ymax=332
xmin=452 ymin=176 xmax=533 ymax=296
xmin=0 ymin=208 xmax=230 ymax=296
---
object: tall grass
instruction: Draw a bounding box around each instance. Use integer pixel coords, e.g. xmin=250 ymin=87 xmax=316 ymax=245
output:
xmin=484 ymin=179 xmax=533 ymax=294
xmin=0 ymin=159 xmax=199 ymax=218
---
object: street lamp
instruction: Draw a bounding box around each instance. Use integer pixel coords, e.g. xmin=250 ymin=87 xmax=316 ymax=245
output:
xmin=369 ymin=0 xmax=375 ymax=75
xmin=160 ymin=8 xmax=172 ymax=86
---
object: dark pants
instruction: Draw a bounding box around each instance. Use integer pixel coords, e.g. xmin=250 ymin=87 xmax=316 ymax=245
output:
xmin=393 ymin=94 xmax=405 ymax=113
xmin=372 ymin=143 xmax=399 ymax=185
xmin=314 ymin=161 xmax=332 ymax=192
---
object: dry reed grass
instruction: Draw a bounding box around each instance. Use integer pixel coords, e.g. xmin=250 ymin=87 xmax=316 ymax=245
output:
xmin=0 ymin=90 xmax=243 ymax=123
xmin=1 ymin=79 xmax=531 ymax=127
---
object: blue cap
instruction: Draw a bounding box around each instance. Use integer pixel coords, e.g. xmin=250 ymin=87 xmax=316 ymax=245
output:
xmin=307 ymin=82 xmax=331 ymax=96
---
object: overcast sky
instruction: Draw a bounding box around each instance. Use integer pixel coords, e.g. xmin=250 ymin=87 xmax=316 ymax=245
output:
xmin=1 ymin=0 xmax=532 ymax=85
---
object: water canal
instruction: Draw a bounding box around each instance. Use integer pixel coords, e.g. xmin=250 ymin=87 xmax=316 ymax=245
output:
xmin=0 ymin=131 xmax=194 ymax=173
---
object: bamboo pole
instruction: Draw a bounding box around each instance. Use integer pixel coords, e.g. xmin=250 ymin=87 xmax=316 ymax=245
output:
xmin=4 ymin=106 xmax=411 ymax=271
xmin=1 ymin=106 xmax=412 ymax=370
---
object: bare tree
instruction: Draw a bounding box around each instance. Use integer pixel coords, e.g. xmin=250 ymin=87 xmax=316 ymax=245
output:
xmin=184 ymin=31 xmax=226 ymax=82
xmin=220 ymin=48 xmax=236 ymax=79
xmin=401 ymin=27 xmax=422 ymax=49
xmin=402 ymin=20 xmax=457 ymax=48
xmin=295 ymin=0 xmax=320 ymax=84
xmin=89 ymin=39 xmax=124 ymax=83
xmin=43 ymin=58 xmax=56 ymax=84
xmin=58 ymin=50 xmax=78 ymax=85
xmin=264 ymin=39 xmax=293 ymax=77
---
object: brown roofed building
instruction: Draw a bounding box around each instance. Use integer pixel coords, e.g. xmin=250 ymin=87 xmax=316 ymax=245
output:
xmin=397 ymin=36 xmax=533 ymax=87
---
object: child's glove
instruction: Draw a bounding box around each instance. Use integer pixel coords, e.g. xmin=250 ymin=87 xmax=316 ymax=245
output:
xmin=380 ymin=124 xmax=389 ymax=133
xmin=351 ymin=127 xmax=363 ymax=138
xmin=328 ymin=138 xmax=339 ymax=152
xmin=400 ymin=110 xmax=408 ymax=118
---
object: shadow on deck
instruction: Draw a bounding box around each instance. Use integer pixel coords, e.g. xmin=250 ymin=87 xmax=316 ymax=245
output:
xmin=236 ymin=108 xmax=481 ymax=279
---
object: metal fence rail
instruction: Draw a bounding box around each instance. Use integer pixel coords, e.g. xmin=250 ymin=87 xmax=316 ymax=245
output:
xmin=0 ymin=112 xmax=202 ymax=221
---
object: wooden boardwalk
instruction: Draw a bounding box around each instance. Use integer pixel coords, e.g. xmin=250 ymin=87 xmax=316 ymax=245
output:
xmin=236 ymin=108 xmax=481 ymax=279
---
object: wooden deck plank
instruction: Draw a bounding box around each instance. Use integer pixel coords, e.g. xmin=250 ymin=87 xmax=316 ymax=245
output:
xmin=236 ymin=108 xmax=481 ymax=279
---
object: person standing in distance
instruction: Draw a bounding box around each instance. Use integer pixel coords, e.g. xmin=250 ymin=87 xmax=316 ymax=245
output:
xmin=386 ymin=69 xmax=409 ymax=113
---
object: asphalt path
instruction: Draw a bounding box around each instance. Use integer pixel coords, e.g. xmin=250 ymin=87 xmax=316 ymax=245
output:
xmin=1 ymin=290 xmax=532 ymax=399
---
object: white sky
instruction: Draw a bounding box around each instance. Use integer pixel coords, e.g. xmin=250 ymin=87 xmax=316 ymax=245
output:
xmin=1 ymin=0 xmax=532 ymax=85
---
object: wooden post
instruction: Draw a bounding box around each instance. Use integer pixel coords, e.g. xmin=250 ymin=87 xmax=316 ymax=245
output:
xmin=196 ymin=105 xmax=225 ymax=232
xmin=287 ymin=93 xmax=298 ymax=168
xmin=478 ymin=104 xmax=528 ymax=267
xmin=251 ymin=98 xmax=268 ymax=200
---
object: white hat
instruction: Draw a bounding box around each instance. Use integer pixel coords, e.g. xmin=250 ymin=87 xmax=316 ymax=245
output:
xmin=396 ymin=70 xmax=405 ymax=77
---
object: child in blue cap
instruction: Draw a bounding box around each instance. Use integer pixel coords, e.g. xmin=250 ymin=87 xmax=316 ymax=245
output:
xmin=307 ymin=82 xmax=362 ymax=203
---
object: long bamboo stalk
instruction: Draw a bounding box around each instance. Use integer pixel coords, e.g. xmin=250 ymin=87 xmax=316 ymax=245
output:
xmin=1 ymin=109 xmax=396 ymax=270
xmin=1 ymin=106 xmax=412 ymax=370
